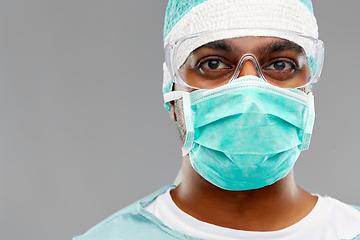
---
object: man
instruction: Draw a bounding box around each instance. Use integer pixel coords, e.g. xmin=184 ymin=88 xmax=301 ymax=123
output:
xmin=74 ymin=0 xmax=360 ymax=239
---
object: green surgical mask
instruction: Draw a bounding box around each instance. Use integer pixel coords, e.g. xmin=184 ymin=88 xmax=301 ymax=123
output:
xmin=165 ymin=76 xmax=315 ymax=191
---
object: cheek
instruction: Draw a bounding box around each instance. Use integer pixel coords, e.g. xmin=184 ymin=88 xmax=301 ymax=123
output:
xmin=179 ymin=69 xmax=232 ymax=89
xmin=170 ymin=102 xmax=177 ymax=122
xmin=174 ymin=99 xmax=188 ymax=144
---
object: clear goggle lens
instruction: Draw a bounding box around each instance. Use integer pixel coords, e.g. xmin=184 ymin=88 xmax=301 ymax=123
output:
xmin=165 ymin=29 xmax=324 ymax=89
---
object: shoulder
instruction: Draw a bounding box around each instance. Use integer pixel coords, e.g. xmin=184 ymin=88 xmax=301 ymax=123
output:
xmin=349 ymin=204 xmax=360 ymax=212
xmin=319 ymin=196 xmax=360 ymax=240
xmin=73 ymin=185 xmax=177 ymax=240
xmin=328 ymin=197 xmax=360 ymax=220
xmin=349 ymin=234 xmax=360 ymax=240
xmin=347 ymin=205 xmax=360 ymax=240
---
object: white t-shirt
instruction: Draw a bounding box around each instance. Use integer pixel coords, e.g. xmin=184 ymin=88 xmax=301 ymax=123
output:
xmin=145 ymin=188 xmax=360 ymax=240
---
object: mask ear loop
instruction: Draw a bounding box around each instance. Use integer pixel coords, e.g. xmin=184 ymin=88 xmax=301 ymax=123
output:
xmin=229 ymin=54 xmax=267 ymax=83
xmin=162 ymin=91 xmax=194 ymax=157
xmin=181 ymin=92 xmax=194 ymax=156
xmin=301 ymin=92 xmax=315 ymax=150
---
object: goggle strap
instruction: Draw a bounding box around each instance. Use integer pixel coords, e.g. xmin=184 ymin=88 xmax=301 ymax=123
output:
xmin=164 ymin=91 xmax=184 ymax=103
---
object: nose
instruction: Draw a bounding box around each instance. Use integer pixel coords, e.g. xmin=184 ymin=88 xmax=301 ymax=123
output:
xmin=238 ymin=59 xmax=260 ymax=78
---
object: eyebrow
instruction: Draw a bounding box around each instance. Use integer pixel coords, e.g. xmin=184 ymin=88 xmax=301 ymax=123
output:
xmin=259 ymin=40 xmax=305 ymax=56
xmin=191 ymin=38 xmax=306 ymax=57
xmin=194 ymin=40 xmax=231 ymax=52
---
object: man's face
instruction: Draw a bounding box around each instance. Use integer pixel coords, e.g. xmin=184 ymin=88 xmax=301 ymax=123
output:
xmin=171 ymin=36 xmax=311 ymax=144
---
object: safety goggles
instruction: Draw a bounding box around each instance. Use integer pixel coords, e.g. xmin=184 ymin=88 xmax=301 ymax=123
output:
xmin=165 ymin=28 xmax=324 ymax=89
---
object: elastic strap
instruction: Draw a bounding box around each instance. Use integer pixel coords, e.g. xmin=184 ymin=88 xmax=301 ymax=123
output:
xmin=182 ymin=92 xmax=194 ymax=156
xmin=163 ymin=91 xmax=184 ymax=103
xmin=301 ymin=92 xmax=315 ymax=150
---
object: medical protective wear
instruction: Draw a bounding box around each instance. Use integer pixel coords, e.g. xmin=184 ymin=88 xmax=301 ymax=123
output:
xmin=73 ymin=185 xmax=360 ymax=240
xmin=165 ymin=76 xmax=315 ymax=190
xmin=162 ymin=0 xmax=324 ymax=190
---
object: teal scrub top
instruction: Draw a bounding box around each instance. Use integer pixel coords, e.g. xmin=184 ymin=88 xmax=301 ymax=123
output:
xmin=74 ymin=185 xmax=360 ymax=240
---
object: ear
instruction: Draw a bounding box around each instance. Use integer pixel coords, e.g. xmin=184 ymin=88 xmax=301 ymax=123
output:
xmin=169 ymin=101 xmax=177 ymax=122
xmin=299 ymin=84 xmax=312 ymax=94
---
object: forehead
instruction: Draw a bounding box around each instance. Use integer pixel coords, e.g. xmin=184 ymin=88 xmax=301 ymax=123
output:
xmin=193 ymin=36 xmax=304 ymax=55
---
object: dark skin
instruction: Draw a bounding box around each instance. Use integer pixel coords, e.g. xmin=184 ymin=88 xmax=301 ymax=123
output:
xmin=179 ymin=37 xmax=311 ymax=89
xmin=168 ymin=38 xmax=317 ymax=230
xmin=168 ymin=155 xmax=317 ymax=231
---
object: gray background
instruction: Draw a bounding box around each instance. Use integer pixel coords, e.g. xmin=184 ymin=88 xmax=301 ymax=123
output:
xmin=0 ymin=0 xmax=358 ymax=239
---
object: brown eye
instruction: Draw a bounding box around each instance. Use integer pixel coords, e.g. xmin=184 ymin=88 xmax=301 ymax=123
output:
xmin=273 ymin=61 xmax=286 ymax=70
xmin=208 ymin=60 xmax=221 ymax=69
xmin=199 ymin=59 xmax=229 ymax=70
xmin=267 ymin=60 xmax=296 ymax=71
xmin=262 ymin=58 xmax=302 ymax=82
